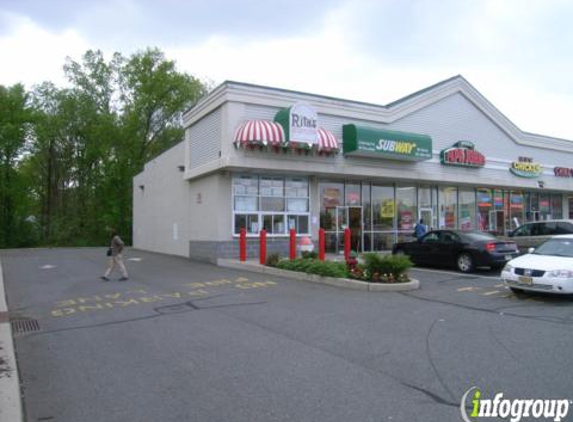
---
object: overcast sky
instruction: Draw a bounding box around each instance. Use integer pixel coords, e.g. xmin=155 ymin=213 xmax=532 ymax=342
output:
xmin=2 ymin=0 xmax=573 ymax=139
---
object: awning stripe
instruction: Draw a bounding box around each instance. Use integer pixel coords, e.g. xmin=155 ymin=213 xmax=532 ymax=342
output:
xmin=234 ymin=120 xmax=285 ymax=146
xmin=317 ymin=127 xmax=339 ymax=151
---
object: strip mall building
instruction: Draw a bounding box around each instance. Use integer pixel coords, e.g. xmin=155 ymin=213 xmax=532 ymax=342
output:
xmin=133 ymin=76 xmax=573 ymax=262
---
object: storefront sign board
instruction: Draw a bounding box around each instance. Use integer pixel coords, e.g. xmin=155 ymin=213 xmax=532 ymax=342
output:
xmin=510 ymin=159 xmax=542 ymax=178
xmin=274 ymin=102 xmax=318 ymax=146
xmin=440 ymin=141 xmax=485 ymax=168
xmin=342 ymin=124 xmax=432 ymax=161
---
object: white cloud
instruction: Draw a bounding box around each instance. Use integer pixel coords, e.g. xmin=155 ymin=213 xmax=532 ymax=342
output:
xmin=1 ymin=1 xmax=573 ymax=140
xmin=0 ymin=12 xmax=90 ymax=89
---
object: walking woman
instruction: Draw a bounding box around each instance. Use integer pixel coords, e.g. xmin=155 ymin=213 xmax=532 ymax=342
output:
xmin=101 ymin=230 xmax=129 ymax=281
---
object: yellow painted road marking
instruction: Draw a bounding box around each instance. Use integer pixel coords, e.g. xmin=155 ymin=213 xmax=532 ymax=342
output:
xmin=482 ymin=290 xmax=502 ymax=296
xmin=457 ymin=287 xmax=481 ymax=292
xmin=494 ymin=283 xmax=505 ymax=288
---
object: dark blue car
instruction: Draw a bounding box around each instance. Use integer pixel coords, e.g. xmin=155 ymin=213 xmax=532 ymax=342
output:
xmin=392 ymin=230 xmax=519 ymax=273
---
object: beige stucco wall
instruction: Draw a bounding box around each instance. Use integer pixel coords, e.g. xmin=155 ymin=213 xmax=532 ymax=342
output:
xmin=133 ymin=142 xmax=192 ymax=257
xmin=133 ymin=141 xmax=233 ymax=257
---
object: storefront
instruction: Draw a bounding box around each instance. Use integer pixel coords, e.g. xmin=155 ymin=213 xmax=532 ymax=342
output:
xmin=133 ymin=76 xmax=573 ymax=262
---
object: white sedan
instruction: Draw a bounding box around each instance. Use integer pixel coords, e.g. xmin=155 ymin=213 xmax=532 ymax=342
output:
xmin=502 ymin=234 xmax=573 ymax=294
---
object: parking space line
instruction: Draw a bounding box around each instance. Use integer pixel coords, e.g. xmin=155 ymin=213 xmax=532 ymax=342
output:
xmin=457 ymin=287 xmax=480 ymax=292
xmin=411 ymin=267 xmax=501 ymax=280
xmin=482 ymin=290 xmax=502 ymax=296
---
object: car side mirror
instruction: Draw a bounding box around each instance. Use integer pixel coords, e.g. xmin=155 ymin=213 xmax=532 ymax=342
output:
xmin=527 ymin=247 xmax=535 ymax=254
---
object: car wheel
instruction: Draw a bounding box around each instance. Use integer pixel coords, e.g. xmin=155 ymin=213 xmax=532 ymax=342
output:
xmin=456 ymin=253 xmax=474 ymax=273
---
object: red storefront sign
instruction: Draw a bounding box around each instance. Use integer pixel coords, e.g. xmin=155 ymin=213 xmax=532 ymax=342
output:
xmin=554 ymin=167 xmax=573 ymax=177
xmin=440 ymin=141 xmax=485 ymax=168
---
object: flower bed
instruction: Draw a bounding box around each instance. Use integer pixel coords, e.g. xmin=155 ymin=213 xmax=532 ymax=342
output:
xmin=266 ymin=252 xmax=413 ymax=284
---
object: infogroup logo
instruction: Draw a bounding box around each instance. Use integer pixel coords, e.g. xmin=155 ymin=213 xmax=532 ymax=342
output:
xmin=460 ymin=387 xmax=571 ymax=422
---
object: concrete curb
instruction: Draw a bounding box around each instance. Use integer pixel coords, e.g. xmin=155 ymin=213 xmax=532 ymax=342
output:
xmin=0 ymin=258 xmax=23 ymax=422
xmin=217 ymin=259 xmax=420 ymax=292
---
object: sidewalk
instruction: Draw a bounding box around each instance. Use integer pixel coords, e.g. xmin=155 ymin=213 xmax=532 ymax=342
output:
xmin=0 ymin=258 xmax=23 ymax=422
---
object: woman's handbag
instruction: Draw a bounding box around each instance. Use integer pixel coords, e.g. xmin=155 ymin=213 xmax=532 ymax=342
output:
xmin=106 ymin=248 xmax=113 ymax=257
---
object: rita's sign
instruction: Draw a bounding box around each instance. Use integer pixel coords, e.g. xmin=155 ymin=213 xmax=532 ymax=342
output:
xmin=440 ymin=141 xmax=485 ymax=168
xmin=510 ymin=156 xmax=542 ymax=178
xmin=274 ymin=102 xmax=318 ymax=146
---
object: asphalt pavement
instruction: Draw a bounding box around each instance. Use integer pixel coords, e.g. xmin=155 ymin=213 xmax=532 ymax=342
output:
xmin=1 ymin=248 xmax=573 ymax=422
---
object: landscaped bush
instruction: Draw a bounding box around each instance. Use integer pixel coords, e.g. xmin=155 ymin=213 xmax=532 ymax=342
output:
xmin=361 ymin=253 xmax=413 ymax=282
xmin=275 ymin=258 xmax=349 ymax=278
xmin=301 ymin=250 xmax=318 ymax=259
xmin=266 ymin=253 xmax=280 ymax=267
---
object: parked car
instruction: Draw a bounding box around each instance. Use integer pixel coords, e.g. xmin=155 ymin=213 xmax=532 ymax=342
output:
xmin=502 ymin=234 xmax=573 ymax=294
xmin=392 ymin=230 xmax=519 ymax=273
xmin=506 ymin=219 xmax=573 ymax=250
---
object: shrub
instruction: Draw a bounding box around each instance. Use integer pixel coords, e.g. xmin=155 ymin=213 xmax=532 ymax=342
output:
xmin=362 ymin=253 xmax=412 ymax=282
xmin=301 ymin=250 xmax=318 ymax=260
xmin=276 ymin=258 xmax=349 ymax=278
xmin=266 ymin=253 xmax=280 ymax=267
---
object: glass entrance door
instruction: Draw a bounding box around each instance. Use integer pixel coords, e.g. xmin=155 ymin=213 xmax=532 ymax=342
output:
xmin=419 ymin=208 xmax=433 ymax=231
xmin=335 ymin=206 xmax=363 ymax=253
xmin=488 ymin=210 xmax=505 ymax=236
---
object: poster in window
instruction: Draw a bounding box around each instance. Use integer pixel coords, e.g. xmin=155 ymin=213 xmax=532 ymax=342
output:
xmin=323 ymin=188 xmax=341 ymax=207
xmin=400 ymin=210 xmax=413 ymax=230
xmin=381 ymin=200 xmax=395 ymax=218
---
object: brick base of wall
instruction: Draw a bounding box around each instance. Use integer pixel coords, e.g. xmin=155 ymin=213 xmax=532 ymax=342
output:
xmin=189 ymin=238 xmax=291 ymax=263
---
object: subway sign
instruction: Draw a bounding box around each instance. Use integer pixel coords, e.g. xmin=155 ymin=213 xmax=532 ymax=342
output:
xmin=440 ymin=141 xmax=485 ymax=168
xmin=342 ymin=124 xmax=432 ymax=161
xmin=510 ymin=156 xmax=542 ymax=178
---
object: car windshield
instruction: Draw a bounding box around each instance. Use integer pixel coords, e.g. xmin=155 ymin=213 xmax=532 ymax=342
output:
xmin=459 ymin=232 xmax=497 ymax=242
xmin=533 ymin=239 xmax=573 ymax=257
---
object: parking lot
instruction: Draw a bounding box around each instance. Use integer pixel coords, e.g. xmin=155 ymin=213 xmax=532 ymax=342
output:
xmin=2 ymin=248 xmax=573 ymax=422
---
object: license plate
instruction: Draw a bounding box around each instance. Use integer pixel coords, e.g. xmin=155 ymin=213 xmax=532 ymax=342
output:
xmin=504 ymin=255 xmax=513 ymax=261
xmin=518 ymin=276 xmax=533 ymax=285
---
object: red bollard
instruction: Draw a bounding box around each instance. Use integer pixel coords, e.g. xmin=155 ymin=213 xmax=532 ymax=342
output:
xmin=239 ymin=228 xmax=247 ymax=262
xmin=344 ymin=227 xmax=351 ymax=260
xmin=289 ymin=228 xmax=296 ymax=260
xmin=318 ymin=228 xmax=325 ymax=261
xmin=259 ymin=229 xmax=267 ymax=265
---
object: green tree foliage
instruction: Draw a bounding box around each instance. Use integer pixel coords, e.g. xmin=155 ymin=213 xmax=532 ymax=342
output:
xmin=0 ymin=48 xmax=208 ymax=248
xmin=0 ymin=84 xmax=34 ymax=247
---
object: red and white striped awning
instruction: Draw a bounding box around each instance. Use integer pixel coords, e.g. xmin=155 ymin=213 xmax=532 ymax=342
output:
xmin=234 ymin=120 xmax=285 ymax=147
xmin=317 ymin=127 xmax=339 ymax=151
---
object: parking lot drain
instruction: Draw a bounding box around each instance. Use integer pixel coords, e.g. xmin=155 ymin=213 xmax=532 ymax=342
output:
xmin=11 ymin=318 xmax=41 ymax=335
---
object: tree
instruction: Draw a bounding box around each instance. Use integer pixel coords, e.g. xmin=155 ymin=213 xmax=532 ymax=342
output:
xmin=0 ymin=84 xmax=33 ymax=247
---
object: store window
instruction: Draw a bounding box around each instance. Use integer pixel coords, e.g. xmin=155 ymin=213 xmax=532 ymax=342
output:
xmin=396 ymin=186 xmax=416 ymax=242
xmin=233 ymin=174 xmax=309 ymax=235
xmin=509 ymin=191 xmax=524 ymax=230
xmin=539 ymin=194 xmax=550 ymax=219
xmin=551 ymin=194 xmax=563 ymax=219
xmin=345 ymin=183 xmax=361 ymax=206
xmin=458 ymin=189 xmax=476 ymax=230
xmin=319 ymin=182 xmax=343 ymax=231
xmin=372 ymin=185 xmax=394 ymax=231
xmin=439 ymin=187 xmax=457 ymax=229
xmin=477 ymin=188 xmax=492 ymax=231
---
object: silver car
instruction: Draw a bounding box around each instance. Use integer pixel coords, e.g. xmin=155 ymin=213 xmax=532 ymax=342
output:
xmin=507 ymin=219 xmax=573 ymax=250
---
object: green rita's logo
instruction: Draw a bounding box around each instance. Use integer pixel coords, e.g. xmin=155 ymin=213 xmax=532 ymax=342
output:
xmin=461 ymin=387 xmax=570 ymax=422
